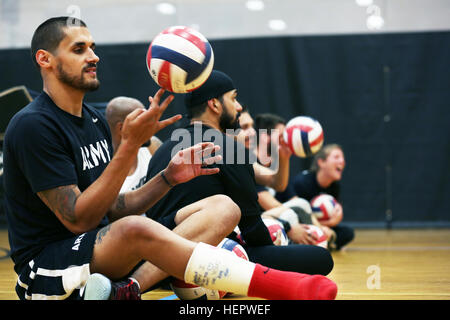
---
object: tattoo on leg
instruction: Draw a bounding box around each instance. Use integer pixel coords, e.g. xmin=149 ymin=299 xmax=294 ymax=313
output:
xmin=95 ymin=225 xmax=111 ymax=245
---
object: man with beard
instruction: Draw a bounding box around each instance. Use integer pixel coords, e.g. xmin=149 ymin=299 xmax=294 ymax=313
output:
xmin=145 ymin=70 xmax=335 ymax=276
xmin=2 ymin=17 xmax=254 ymax=300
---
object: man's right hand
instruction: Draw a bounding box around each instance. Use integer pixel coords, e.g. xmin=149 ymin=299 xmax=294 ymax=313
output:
xmin=121 ymin=89 xmax=181 ymax=149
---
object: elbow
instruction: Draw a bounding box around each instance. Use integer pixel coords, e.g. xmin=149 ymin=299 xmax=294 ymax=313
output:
xmin=63 ymin=216 xmax=103 ymax=235
xmin=65 ymin=223 xmax=90 ymax=235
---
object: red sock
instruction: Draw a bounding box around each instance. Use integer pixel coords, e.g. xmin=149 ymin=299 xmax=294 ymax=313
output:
xmin=247 ymin=264 xmax=337 ymax=300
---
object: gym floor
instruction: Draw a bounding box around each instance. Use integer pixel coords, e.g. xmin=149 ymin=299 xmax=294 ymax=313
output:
xmin=1 ymin=228 xmax=449 ymax=300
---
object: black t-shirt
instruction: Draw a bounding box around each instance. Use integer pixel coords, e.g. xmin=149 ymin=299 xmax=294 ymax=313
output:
xmin=292 ymin=170 xmax=340 ymax=201
xmin=3 ymin=92 xmax=111 ymax=273
xmin=275 ymin=180 xmax=297 ymax=203
xmin=145 ymin=123 xmax=273 ymax=246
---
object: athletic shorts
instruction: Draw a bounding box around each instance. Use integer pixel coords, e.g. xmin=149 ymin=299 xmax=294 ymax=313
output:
xmin=15 ymin=228 xmax=100 ymax=300
xmin=156 ymin=211 xmax=177 ymax=230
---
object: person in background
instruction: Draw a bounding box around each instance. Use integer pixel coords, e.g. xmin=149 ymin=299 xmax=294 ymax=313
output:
xmin=292 ymin=144 xmax=355 ymax=250
xmin=247 ymin=112 xmax=334 ymax=246
xmin=146 ymin=70 xmax=335 ymax=276
xmin=106 ymin=96 xmax=162 ymax=192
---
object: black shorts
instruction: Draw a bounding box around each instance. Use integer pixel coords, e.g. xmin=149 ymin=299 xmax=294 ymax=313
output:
xmin=156 ymin=211 xmax=177 ymax=230
xmin=15 ymin=228 xmax=100 ymax=300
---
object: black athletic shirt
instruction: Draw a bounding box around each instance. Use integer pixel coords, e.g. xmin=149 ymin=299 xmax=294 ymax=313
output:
xmin=145 ymin=123 xmax=273 ymax=246
xmin=292 ymin=170 xmax=340 ymax=201
xmin=3 ymin=92 xmax=111 ymax=273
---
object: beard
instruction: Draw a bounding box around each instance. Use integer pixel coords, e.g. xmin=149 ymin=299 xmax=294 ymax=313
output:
xmin=56 ymin=62 xmax=100 ymax=92
xmin=219 ymin=108 xmax=240 ymax=131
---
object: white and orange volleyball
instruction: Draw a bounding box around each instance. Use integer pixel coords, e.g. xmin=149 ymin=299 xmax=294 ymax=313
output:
xmin=311 ymin=194 xmax=337 ymax=222
xmin=146 ymin=26 xmax=214 ymax=93
xmin=283 ymin=116 xmax=324 ymax=158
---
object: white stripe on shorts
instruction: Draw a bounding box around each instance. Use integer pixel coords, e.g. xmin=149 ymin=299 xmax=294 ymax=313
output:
xmin=34 ymin=263 xmax=91 ymax=300
xmin=18 ymin=261 xmax=91 ymax=300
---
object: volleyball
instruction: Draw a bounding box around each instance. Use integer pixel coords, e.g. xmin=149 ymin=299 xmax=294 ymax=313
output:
xmin=283 ymin=116 xmax=324 ymax=158
xmin=306 ymin=225 xmax=328 ymax=248
xmin=170 ymin=278 xmax=223 ymax=300
xmin=217 ymin=238 xmax=249 ymax=261
xmin=311 ymin=194 xmax=337 ymax=221
xmin=146 ymin=26 xmax=214 ymax=93
xmin=262 ymin=218 xmax=289 ymax=246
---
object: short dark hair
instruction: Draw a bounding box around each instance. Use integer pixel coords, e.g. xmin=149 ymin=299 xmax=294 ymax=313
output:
xmin=31 ymin=16 xmax=87 ymax=69
xmin=186 ymin=95 xmax=225 ymax=119
xmin=254 ymin=113 xmax=286 ymax=132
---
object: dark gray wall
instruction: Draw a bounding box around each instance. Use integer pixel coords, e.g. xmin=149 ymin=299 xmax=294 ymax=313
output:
xmin=1 ymin=30 xmax=449 ymax=227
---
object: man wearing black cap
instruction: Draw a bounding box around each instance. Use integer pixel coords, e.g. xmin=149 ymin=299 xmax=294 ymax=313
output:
xmin=145 ymin=70 xmax=334 ymax=276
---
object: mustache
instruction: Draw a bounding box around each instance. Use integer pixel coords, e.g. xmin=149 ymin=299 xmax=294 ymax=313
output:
xmin=83 ymin=63 xmax=97 ymax=71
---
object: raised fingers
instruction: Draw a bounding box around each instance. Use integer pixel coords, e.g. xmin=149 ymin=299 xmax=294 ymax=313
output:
xmin=158 ymin=114 xmax=182 ymax=129
xmin=124 ymin=108 xmax=145 ymax=122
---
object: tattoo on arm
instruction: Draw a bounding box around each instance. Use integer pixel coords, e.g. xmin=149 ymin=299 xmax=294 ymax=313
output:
xmin=37 ymin=185 xmax=81 ymax=223
xmin=95 ymin=224 xmax=111 ymax=245
xmin=116 ymin=193 xmax=126 ymax=212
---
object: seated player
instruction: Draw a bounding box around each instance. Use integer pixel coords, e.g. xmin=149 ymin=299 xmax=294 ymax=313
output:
xmin=238 ymin=111 xmax=335 ymax=246
xmin=106 ymin=96 xmax=162 ymax=193
xmin=292 ymin=144 xmax=355 ymax=250
xmin=146 ymin=70 xmax=335 ymax=276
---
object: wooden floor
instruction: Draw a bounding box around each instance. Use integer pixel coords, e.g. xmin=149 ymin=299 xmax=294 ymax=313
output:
xmin=1 ymin=228 xmax=449 ymax=300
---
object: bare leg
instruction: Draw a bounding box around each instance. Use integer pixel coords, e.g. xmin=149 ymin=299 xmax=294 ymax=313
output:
xmin=90 ymin=195 xmax=240 ymax=289
xmin=87 ymin=212 xmax=337 ymax=300
xmin=131 ymin=195 xmax=240 ymax=291
xmin=89 ymin=215 xmax=195 ymax=280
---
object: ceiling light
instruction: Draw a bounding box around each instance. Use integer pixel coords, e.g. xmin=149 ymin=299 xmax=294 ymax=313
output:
xmin=156 ymin=3 xmax=176 ymax=15
xmin=355 ymin=0 xmax=373 ymax=6
xmin=366 ymin=14 xmax=384 ymax=30
xmin=268 ymin=19 xmax=286 ymax=31
xmin=246 ymin=0 xmax=265 ymax=11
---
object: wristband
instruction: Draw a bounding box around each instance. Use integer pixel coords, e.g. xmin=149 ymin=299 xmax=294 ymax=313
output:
xmin=160 ymin=170 xmax=174 ymax=188
xmin=276 ymin=218 xmax=291 ymax=233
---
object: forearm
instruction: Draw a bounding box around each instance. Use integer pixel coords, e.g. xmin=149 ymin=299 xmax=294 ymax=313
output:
xmin=258 ymin=191 xmax=283 ymax=211
xmin=269 ymin=156 xmax=290 ymax=191
xmin=254 ymin=157 xmax=290 ymax=192
xmin=73 ymin=141 xmax=139 ymax=230
xmin=261 ymin=206 xmax=287 ymax=219
xmin=108 ymin=170 xmax=171 ymax=221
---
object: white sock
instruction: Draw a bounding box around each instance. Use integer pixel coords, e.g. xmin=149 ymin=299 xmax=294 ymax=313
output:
xmin=183 ymin=242 xmax=255 ymax=295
